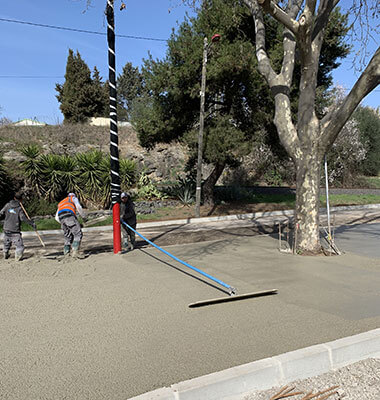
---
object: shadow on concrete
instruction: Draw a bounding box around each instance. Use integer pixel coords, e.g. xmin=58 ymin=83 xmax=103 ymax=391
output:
xmin=139 ymin=248 xmax=230 ymax=296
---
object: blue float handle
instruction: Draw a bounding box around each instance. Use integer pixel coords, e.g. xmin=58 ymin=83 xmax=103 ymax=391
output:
xmin=121 ymin=221 xmax=235 ymax=294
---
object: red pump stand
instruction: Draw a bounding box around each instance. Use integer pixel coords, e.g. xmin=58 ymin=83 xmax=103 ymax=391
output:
xmin=112 ymin=202 xmax=122 ymax=254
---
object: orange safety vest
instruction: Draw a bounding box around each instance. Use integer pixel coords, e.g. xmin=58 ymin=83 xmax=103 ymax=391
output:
xmin=57 ymin=195 xmax=76 ymax=217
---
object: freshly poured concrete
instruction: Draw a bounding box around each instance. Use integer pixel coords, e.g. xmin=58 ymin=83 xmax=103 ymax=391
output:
xmin=0 ymin=218 xmax=379 ymax=399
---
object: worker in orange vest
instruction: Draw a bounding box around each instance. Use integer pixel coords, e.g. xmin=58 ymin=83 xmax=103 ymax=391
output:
xmin=55 ymin=192 xmax=87 ymax=257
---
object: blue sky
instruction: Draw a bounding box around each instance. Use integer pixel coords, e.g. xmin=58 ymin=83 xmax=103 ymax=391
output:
xmin=0 ymin=0 xmax=378 ymax=124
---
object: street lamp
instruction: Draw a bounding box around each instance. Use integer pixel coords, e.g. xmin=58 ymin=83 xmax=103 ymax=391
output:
xmin=195 ymin=33 xmax=221 ymax=218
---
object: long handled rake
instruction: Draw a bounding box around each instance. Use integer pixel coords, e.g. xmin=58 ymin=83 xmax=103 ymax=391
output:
xmin=122 ymin=221 xmax=277 ymax=308
xmin=19 ymin=202 xmax=45 ymax=248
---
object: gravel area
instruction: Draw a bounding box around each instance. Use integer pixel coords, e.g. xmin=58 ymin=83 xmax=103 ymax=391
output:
xmin=244 ymin=358 xmax=380 ymax=400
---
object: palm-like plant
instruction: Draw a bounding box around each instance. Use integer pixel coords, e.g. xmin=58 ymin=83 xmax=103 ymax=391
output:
xmin=76 ymin=150 xmax=109 ymax=205
xmin=120 ymin=158 xmax=136 ymax=188
xmin=0 ymin=155 xmax=11 ymax=203
xmin=99 ymin=155 xmax=111 ymax=207
xmin=39 ymin=154 xmax=78 ymax=201
xmin=57 ymin=155 xmax=80 ymax=196
xmin=20 ymin=144 xmax=44 ymax=195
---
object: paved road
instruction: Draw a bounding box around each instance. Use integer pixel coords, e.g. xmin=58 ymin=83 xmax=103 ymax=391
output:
xmin=334 ymin=222 xmax=380 ymax=258
xmin=0 ymin=207 xmax=379 ymax=399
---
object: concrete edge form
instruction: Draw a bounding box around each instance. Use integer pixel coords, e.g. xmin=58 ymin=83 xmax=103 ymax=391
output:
xmin=5 ymin=203 xmax=380 ymax=238
xmin=128 ymin=328 xmax=380 ymax=400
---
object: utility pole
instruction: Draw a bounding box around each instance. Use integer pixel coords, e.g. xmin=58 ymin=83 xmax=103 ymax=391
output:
xmin=106 ymin=0 xmax=121 ymax=253
xmin=195 ymin=37 xmax=208 ymax=218
xmin=195 ymin=34 xmax=220 ymax=218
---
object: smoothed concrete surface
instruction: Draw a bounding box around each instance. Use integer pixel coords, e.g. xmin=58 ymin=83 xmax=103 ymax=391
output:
xmin=0 ymin=229 xmax=379 ymax=399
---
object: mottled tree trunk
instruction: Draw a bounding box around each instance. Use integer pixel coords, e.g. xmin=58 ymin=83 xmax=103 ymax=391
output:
xmin=202 ymin=162 xmax=225 ymax=206
xmin=243 ymin=0 xmax=380 ymax=254
xmin=294 ymin=153 xmax=322 ymax=253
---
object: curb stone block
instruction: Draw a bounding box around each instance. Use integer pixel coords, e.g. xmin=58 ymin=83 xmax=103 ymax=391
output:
xmin=273 ymin=344 xmax=331 ymax=383
xmin=328 ymin=328 xmax=380 ymax=369
xmin=127 ymin=329 xmax=380 ymax=400
xmin=233 ymin=358 xmax=282 ymax=391
xmin=129 ymin=387 xmax=175 ymax=400
xmin=173 ymin=358 xmax=280 ymax=400
xmin=173 ymin=368 xmax=245 ymax=400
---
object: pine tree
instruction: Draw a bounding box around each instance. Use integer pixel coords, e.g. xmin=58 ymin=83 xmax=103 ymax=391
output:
xmin=132 ymin=0 xmax=350 ymax=205
xmin=56 ymin=49 xmax=107 ymax=123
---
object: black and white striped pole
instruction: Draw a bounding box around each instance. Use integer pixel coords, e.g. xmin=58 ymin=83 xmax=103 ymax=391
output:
xmin=106 ymin=0 xmax=121 ymax=253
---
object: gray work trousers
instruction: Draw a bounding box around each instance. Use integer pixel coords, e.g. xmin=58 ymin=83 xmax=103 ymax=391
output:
xmin=122 ymin=224 xmax=136 ymax=246
xmin=60 ymin=216 xmax=83 ymax=246
xmin=3 ymin=232 xmax=24 ymax=253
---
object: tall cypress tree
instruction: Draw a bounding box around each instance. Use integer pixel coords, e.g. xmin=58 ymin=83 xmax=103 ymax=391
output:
xmin=92 ymin=66 xmax=109 ymax=118
xmin=56 ymin=49 xmax=107 ymax=123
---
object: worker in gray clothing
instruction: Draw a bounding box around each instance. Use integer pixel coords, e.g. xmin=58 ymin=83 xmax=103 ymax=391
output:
xmin=0 ymin=192 xmax=36 ymax=261
xmin=120 ymin=192 xmax=136 ymax=251
xmin=55 ymin=192 xmax=87 ymax=257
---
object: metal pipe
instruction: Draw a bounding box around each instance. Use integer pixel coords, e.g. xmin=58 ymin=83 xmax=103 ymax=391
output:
xmin=195 ymin=37 xmax=208 ymax=218
xmin=324 ymin=155 xmax=331 ymax=239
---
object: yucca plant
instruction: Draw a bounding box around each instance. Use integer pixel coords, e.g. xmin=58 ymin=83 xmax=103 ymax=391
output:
xmin=76 ymin=150 xmax=110 ymax=206
xmin=99 ymin=155 xmax=112 ymax=208
xmin=120 ymin=158 xmax=136 ymax=188
xmin=20 ymin=144 xmax=44 ymax=195
xmin=57 ymin=155 xmax=80 ymax=196
xmin=0 ymin=155 xmax=11 ymax=204
xmin=39 ymin=154 xmax=79 ymax=201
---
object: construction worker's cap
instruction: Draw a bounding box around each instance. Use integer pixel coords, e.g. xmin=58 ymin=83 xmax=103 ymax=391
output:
xmin=121 ymin=192 xmax=128 ymax=198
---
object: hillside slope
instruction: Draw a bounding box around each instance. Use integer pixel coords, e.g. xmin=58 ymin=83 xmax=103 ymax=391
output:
xmin=0 ymin=124 xmax=188 ymax=182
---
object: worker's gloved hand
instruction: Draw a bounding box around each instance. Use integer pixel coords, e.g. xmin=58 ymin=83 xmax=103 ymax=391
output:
xmin=31 ymin=221 xmax=37 ymax=230
xmin=82 ymin=216 xmax=88 ymax=224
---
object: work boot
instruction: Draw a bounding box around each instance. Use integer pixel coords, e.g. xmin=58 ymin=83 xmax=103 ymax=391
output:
xmin=123 ymin=238 xmax=130 ymax=251
xmin=71 ymin=241 xmax=80 ymax=258
xmin=15 ymin=251 xmax=23 ymax=262
xmin=63 ymin=245 xmax=71 ymax=256
xmin=3 ymin=251 xmax=9 ymax=260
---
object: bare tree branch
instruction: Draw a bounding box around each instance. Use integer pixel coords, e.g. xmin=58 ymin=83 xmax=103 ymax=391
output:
xmin=243 ymin=0 xmax=278 ymax=83
xmin=321 ymin=45 xmax=380 ymax=148
xmin=253 ymin=0 xmax=300 ymax=34
xmin=313 ymin=0 xmax=340 ymax=40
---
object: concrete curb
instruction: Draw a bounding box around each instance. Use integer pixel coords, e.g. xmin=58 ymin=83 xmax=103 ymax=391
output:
xmin=5 ymin=203 xmax=380 ymax=238
xmin=128 ymin=328 xmax=380 ymax=400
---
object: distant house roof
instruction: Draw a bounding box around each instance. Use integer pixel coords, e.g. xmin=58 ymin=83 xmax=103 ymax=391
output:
xmin=90 ymin=117 xmax=132 ymax=127
xmin=13 ymin=118 xmax=47 ymax=126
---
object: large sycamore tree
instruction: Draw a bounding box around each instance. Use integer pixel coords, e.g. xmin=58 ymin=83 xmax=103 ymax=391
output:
xmin=233 ymin=0 xmax=380 ymax=253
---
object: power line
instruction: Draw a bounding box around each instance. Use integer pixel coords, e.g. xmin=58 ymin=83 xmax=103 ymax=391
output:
xmin=0 ymin=17 xmax=167 ymax=42
xmin=0 ymin=75 xmax=63 ymax=78
xmin=0 ymin=75 xmax=379 ymax=92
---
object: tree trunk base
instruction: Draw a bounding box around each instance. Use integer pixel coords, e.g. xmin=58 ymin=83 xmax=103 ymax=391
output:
xmin=296 ymin=246 xmax=324 ymax=256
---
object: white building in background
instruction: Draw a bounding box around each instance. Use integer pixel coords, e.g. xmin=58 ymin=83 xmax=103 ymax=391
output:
xmin=89 ymin=117 xmax=131 ymax=127
xmin=13 ymin=118 xmax=47 ymax=126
